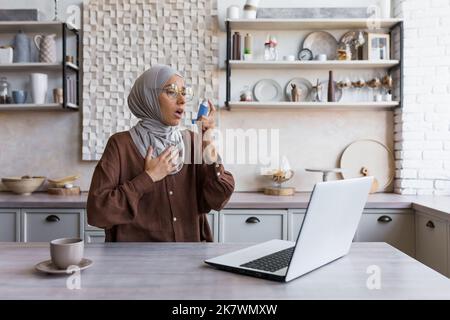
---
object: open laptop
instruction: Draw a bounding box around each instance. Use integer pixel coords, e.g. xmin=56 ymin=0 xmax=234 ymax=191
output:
xmin=204 ymin=177 xmax=373 ymax=282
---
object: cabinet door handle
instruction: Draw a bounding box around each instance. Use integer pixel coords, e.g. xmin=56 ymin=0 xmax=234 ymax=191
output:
xmin=245 ymin=217 xmax=260 ymax=224
xmin=377 ymin=215 xmax=392 ymax=223
xmin=46 ymin=215 xmax=60 ymax=222
xmin=426 ymin=221 xmax=435 ymax=229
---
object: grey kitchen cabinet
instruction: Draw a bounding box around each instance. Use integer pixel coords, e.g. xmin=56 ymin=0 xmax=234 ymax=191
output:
xmin=288 ymin=209 xmax=306 ymax=241
xmin=219 ymin=209 xmax=288 ymax=243
xmin=415 ymin=211 xmax=448 ymax=276
xmin=85 ymin=231 xmax=106 ymax=243
xmin=21 ymin=209 xmax=84 ymax=242
xmin=355 ymin=209 xmax=415 ymax=257
xmin=207 ymin=211 xmax=218 ymax=242
xmin=0 ymin=209 xmax=20 ymax=242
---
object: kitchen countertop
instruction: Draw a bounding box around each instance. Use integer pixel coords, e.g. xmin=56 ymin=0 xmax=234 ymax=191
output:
xmin=0 ymin=192 xmax=450 ymax=219
xmin=0 ymin=242 xmax=449 ymax=300
xmin=0 ymin=191 xmax=449 ymax=219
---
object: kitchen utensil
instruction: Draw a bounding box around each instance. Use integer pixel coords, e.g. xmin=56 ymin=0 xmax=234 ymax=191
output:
xmin=285 ymin=78 xmax=312 ymax=102
xmin=340 ymin=139 xmax=394 ymax=192
xmin=303 ymin=31 xmax=338 ymax=60
xmin=30 ymin=73 xmax=48 ymax=104
xmin=35 ymin=258 xmax=92 ymax=274
xmin=12 ymin=90 xmax=27 ymax=104
xmin=34 ymin=33 xmax=57 ymax=63
xmin=319 ymin=80 xmax=342 ymax=102
xmin=13 ymin=30 xmax=30 ymax=63
xmin=1 ymin=176 xmax=46 ymax=195
xmin=305 ymin=168 xmax=343 ymax=182
xmin=0 ymin=76 xmax=11 ymax=104
xmin=253 ymin=79 xmax=283 ymax=102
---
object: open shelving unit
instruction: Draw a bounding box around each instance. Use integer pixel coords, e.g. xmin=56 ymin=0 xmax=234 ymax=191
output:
xmin=225 ymin=18 xmax=404 ymax=111
xmin=0 ymin=21 xmax=80 ymax=111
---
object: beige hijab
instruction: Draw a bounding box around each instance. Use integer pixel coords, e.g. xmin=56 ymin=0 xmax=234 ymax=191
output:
xmin=127 ymin=65 xmax=185 ymax=174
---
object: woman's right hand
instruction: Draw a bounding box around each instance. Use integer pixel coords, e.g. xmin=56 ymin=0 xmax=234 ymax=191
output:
xmin=145 ymin=146 xmax=177 ymax=182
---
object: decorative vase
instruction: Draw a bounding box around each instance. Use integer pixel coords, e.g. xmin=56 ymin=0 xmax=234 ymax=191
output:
xmin=327 ymin=71 xmax=336 ymax=102
xmin=30 ymin=73 xmax=48 ymax=104
xmin=13 ymin=31 xmax=31 ymax=63
xmin=34 ymin=34 xmax=57 ymax=63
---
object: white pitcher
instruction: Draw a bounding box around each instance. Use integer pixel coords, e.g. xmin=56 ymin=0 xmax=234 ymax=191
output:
xmin=30 ymin=73 xmax=48 ymax=104
xmin=34 ymin=34 xmax=56 ymax=63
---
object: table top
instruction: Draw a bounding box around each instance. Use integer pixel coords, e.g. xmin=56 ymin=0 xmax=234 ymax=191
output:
xmin=1 ymin=242 xmax=449 ymax=300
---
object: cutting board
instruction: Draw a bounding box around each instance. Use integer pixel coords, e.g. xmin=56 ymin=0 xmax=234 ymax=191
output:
xmin=47 ymin=186 xmax=81 ymax=196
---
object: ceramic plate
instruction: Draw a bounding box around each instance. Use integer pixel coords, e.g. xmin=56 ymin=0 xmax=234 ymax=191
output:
xmin=253 ymin=79 xmax=283 ymax=102
xmin=285 ymin=78 xmax=313 ymax=102
xmin=319 ymin=80 xmax=343 ymax=102
xmin=303 ymin=31 xmax=338 ymax=60
xmin=35 ymin=258 xmax=93 ymax=274
xmin=340 ymin=140 xmax=395 ymax=192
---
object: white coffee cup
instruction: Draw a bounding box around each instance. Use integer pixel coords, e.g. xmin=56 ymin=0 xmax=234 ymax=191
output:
xmin=283 ymin=55 xmax=296 ymax=61
xmin=316 ymin=54 xmax=327 ymax=61
xmin=227 ymin=5 xmax=240 ymax=20
xmin=50 ymin=238 xmax=84 ymax=269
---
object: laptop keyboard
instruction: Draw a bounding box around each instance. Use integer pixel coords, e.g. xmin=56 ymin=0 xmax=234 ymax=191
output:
xmin=240 ymin=247 xmax=295 ymax=272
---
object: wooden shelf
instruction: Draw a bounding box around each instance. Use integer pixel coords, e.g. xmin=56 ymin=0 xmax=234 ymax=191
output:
xmin=225 ymin=101 xmax=399 ymax=110
xmin=0 ymin=103 xmax=78 ymax=111
xmin=230 ymin=60 xmax=400 ymax=70
xmin=228 ymin=18 xmax=403 ymax=30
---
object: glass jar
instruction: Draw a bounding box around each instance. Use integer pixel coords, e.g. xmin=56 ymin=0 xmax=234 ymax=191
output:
xmin=0 ymin=76 xmax=11 ymax=104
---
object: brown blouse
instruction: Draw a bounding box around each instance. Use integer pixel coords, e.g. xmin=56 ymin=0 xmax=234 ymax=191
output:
xmin=86 ymin=130 xmax=235 ymax=242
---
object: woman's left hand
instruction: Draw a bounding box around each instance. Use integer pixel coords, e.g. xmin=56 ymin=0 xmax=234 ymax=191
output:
xmin=199 ymin=100 xmax=216 ymax=133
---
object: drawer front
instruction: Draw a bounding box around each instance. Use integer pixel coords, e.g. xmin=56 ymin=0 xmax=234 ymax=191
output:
xmin=416 ymin=213 xmax=448 ymax=276
xmin=356 ymin=210 xmax=415 ymax=257
xmin=85 ymin=231 xmax=105 ymax=244
xmin=0 ymin=209 xmax=20 ymax=242
xmin=22 ymin=209 xmax=84 ymax=242
xmin=207 ymin=211 xmax=218 ymax=242
xmin=219 ymin=210 xmax=287 ymax=243
xmin=288 ymin=209 xmax=306 ymax=241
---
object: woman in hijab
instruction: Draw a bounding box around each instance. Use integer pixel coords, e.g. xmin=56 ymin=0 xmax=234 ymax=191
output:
xmin=87 ymin=64 xmax=235 ymax=242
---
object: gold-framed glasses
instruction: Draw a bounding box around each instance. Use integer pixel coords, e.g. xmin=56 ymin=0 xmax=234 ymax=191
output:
xmin=160 ymin=84 xmax=193 ymax=102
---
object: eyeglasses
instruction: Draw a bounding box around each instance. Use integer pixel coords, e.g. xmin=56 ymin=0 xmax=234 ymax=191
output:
xmin=160 ymin=84 xmax=193 ymax=102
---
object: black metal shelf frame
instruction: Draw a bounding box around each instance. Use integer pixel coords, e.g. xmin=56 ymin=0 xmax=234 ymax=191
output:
xmin=62 ymin=23 xmax=80 ymax=111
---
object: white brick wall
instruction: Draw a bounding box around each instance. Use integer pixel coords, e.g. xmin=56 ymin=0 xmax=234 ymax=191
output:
xmin=394 ymin=0 xmax=450 ymax=195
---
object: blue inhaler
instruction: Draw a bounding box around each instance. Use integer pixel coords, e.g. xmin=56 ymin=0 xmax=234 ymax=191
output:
xmin=192 ymin=99 xmax=209 ymax=124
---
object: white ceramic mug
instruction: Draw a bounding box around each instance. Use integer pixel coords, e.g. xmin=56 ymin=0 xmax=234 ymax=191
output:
xmin=316 ymin=54 xmax=327 ymax=61
xmin=30 ymin=73 xmax=48 ymax=104
xmin=227 ymin=5 xmax=240 ymax=20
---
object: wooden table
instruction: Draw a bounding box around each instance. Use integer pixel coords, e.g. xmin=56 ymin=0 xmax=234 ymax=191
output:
xmin=1 ymin=242 xmax=450 ymax=300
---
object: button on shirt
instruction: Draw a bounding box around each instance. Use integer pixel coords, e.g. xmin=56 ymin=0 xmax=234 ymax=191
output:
xmin=87 ymin=130 xmax=235 ymax=242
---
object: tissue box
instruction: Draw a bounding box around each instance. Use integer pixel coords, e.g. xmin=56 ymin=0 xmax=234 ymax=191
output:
xmin=0 ymin=47 xmax=13 ymax=64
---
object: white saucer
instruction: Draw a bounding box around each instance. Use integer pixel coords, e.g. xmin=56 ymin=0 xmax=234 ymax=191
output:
xmin=35 ymin=258 xmax=93 ymax=274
